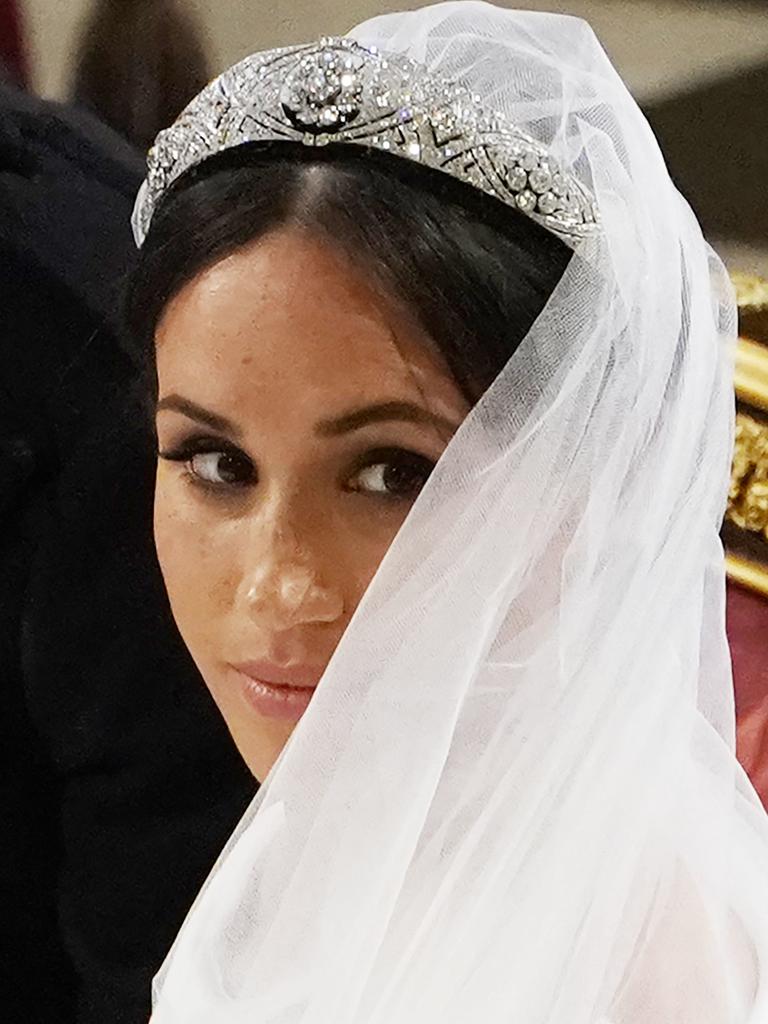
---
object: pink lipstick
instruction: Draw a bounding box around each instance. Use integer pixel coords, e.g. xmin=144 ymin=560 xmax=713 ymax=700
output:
xmin=230 ymin=661 xmax=323 ymax=721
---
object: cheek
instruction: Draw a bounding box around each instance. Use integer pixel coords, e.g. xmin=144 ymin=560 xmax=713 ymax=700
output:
xmin=346 ymin=524 xmax=400 ymax=601
xmin=153 ymin=469 xmax=235 ymax=657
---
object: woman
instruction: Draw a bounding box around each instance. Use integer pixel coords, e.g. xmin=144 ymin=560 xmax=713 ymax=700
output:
xmin=126 ymin=3 xmax=768 ymax=1020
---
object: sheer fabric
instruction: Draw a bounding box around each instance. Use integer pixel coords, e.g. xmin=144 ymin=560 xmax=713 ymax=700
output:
xmin=148 ymin=4 xmax=768 ymax=1021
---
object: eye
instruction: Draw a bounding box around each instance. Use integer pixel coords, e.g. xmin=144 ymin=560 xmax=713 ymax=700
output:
xmin=188 ymin=451 xmax=253 ymax=486
xmin=348 ymin=448 xmax=435 ymax=501
xmin=158 ymin=437 xmax=256 ymax=489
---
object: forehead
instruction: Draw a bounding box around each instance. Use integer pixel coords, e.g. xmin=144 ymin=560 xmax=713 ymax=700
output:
xmin=154 ymin=229 xmax=459 ymax=413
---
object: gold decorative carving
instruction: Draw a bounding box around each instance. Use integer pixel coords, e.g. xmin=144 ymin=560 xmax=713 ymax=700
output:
xmin=728 ymin=412 xmax=768 ymax=539
xmin=735 ymin=336 xmax=768 ymax=413
xmin=726 ymin=554 xmax=768 ymax=597
xmin=732 ymin=273 xmax=768 ymax=311
xmin=727 ymin=274 xmax=768 ymax=596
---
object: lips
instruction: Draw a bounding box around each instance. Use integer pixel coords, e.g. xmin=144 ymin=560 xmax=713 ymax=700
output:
xmin=231 ymin=660 xmax=324 ymax=690
xmin=230 ymin=661 xmax=324 ymax=722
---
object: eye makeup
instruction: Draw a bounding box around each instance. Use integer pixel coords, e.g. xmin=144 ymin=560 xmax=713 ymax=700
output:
xmin=158 ymin=434 xmax=257 ymax=491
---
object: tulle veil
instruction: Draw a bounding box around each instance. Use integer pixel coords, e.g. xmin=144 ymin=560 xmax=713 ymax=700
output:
xmin=145 ymin=4 xmax=768 ymax=1021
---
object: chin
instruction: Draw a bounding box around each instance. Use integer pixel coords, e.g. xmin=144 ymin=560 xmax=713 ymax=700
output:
xmin=239 ymin=727 xmax=294 ymax=783
xmin=214 ymin=682 xmax=297 ymax=781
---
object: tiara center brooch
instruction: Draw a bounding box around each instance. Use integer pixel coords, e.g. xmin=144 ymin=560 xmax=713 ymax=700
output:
xmin=132 ymin=36 xmax=600 ymax=250
xmin=281 ymin=49 xmax=365 ymax=134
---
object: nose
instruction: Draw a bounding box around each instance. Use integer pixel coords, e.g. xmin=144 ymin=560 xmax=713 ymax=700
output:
xmin=237 ymin=518 xmax=344 ymax=631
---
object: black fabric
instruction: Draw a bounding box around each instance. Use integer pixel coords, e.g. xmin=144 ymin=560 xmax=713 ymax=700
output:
xmin=0 ymin=87 xmax=255 ymax=1022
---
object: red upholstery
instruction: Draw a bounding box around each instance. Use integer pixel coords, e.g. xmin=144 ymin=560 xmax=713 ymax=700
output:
xmin=729 ymin=580 xmax=768 ymax=806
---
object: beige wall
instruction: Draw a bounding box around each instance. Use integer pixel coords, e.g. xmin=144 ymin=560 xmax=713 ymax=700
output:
xmin=23 ymin=0 xmax=768 ymax=106
xmin=22 ymin=0 xmax=419 ymax=100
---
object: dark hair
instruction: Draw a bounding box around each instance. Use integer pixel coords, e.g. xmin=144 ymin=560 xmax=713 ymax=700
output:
xmin=72 ymin=0 xmax=209 ymax=152
xmin=125 ymin=142 xmax=572 ymax=405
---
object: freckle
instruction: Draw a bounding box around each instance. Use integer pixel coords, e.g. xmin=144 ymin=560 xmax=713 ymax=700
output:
xmin=241 ymin=355 xmax=254 ymax=366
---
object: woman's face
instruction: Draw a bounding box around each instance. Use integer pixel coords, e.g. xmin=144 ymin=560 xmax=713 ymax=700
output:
xmin=154 ymin=228 xmax=469 ymax=780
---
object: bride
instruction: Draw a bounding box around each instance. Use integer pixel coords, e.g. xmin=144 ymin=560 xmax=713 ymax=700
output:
xmin=125 ymin=3 xmax=768 ymax=1020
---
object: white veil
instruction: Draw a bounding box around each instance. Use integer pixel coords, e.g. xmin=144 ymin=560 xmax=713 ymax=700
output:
xmin=148 ymin=4 xmax=768 ymax=1021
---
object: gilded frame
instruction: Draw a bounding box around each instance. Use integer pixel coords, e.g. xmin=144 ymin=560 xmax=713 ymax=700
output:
xmin=725 ymin=274 xmax=768 ymax=597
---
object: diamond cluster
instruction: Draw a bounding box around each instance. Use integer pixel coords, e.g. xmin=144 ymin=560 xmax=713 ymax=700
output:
xmin=132 ymin=37 xmax=600 ymax=249
xmin=280 ymin=48 xmax=365 ymax=133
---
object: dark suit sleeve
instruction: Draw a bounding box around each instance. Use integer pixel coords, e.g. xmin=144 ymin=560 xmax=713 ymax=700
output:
xmin=0 ymin=91 xmax=256 ymax=1023
xmin=0 ymin=254 xmax=86 ymax=1022
xmin=0 ymin=499 xmax=74 ymax=1017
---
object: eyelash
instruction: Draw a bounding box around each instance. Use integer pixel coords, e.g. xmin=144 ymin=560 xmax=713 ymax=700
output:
xmin=346 ymin=447 xmax=436 ymax=502
xmin=158 ymin=436 xmax=255 ymax=494
xmin=157 ymin=435 xmax=436 ymax=503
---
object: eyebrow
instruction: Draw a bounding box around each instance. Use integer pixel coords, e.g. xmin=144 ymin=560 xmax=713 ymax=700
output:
xmin=156 ymin=395 xmax=242 ymax=438
xmin=316 ymin=401 xmax=458 ymax=438
xmin=156 ymin=394 xmax=458 ymax=439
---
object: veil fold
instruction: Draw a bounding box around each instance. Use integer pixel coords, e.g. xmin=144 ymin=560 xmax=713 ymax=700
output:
xmin=149 ymin=4 xmax=768 ymax=1021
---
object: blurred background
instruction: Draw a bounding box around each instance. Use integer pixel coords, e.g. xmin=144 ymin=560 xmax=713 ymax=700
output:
xmin=4 ymin=0 xmax=767 ymax=277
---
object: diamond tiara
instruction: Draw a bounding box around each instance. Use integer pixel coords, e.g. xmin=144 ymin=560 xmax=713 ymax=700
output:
xmin=131 ymin=36 xmax=600 ymax=249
